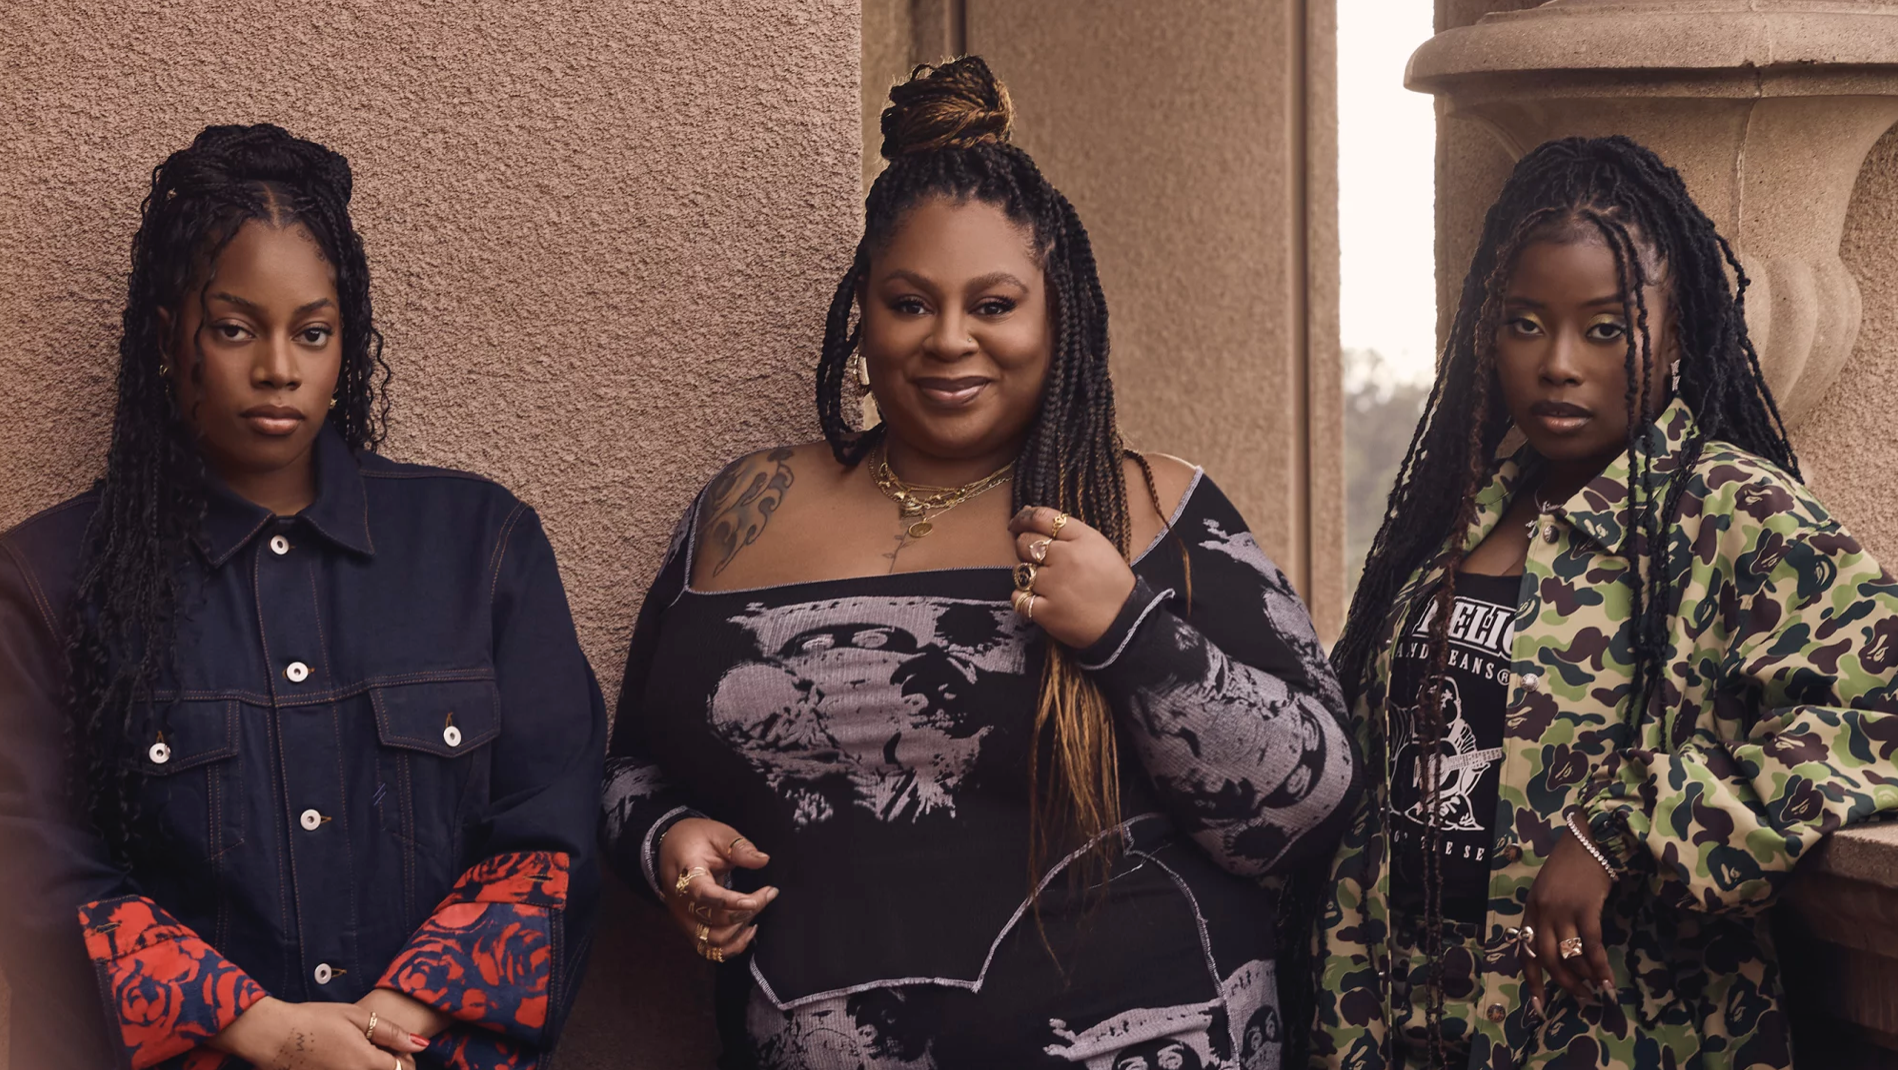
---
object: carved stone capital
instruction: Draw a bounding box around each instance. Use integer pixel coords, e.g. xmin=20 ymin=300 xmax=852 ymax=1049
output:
xmin=1408 ymin=0 xmax=1898 ymax=421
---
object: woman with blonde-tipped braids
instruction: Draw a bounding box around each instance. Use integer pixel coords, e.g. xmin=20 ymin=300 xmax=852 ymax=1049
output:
xmin=600 ymin=58 xmax=1358 ymax=1069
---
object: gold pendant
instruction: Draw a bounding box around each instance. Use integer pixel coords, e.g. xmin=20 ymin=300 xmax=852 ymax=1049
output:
xmin=908 ymin=521 xmax=934 ymax=538
xmin=901 ymin=499 xmax=927 ymax=518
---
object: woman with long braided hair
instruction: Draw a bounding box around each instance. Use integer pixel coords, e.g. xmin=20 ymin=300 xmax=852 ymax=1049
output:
xmin=602 ymin=58 xmax=1356 ymax=1068
xmin=0 ymin=124 xmax=604 ymax=1070
xmin=1306 ymin=136 xmax=1898 ymax=1070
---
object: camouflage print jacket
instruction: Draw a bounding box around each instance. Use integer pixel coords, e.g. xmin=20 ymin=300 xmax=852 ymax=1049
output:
xmin=1310 ymin=400 xmax=1898 ymax=1070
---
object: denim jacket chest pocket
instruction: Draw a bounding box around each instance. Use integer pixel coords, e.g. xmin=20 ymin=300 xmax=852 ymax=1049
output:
xmin=370 ymin=678 xmax=502 ymax=864
xmin=134 ymin=699 xmax=245 ymax=864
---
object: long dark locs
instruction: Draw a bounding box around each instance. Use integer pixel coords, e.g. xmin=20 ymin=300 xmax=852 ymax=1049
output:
xmin=1327 ymin=136 xmax=1796 ymax=1067
xmin=68 ymin=123 xmax=389 ymax=864
xmin=817 ymin=58 xmax=1133 ymax=894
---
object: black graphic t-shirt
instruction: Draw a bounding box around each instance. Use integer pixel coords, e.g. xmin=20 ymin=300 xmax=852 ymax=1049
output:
xmin=600 ymin=470 xmax=1361 ymax=1067
xmin=1387 ymin=571 xmax=1517 ymax=925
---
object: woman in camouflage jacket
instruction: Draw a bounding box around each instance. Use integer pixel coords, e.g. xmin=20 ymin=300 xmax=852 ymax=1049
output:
xmin=1307 ymin=136 xmax=1898 ymax=1070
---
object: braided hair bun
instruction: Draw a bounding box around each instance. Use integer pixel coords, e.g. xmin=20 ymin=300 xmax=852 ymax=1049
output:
xmin=160 ymin=124 xmax=355 ymax=206
xmin=879 ymin=57 xmax=1014 ymax=160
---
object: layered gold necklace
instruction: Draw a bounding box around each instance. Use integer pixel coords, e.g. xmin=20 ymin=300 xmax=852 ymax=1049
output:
xmin=870 ymin=446 xmax=1014 ymax=539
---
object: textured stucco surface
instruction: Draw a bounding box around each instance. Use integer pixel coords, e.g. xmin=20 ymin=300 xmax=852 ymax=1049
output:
xmin=0 ymin=1 xmax=861 ymax=1066
xmin=963 ymin=0 xmax=1345 ymax=636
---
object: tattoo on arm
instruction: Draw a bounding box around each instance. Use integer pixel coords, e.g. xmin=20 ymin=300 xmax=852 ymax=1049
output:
xmin=701 ymin=447 xmax=795 ymax=577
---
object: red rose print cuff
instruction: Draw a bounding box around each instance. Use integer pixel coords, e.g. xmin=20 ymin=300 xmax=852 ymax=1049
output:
xmin=77 ymin=895 xmax=265 ymax=1070
xmin=377 ymin=850 xmax=569 ymax=1048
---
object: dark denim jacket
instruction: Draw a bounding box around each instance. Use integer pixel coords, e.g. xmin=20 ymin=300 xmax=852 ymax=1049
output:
xmin=0 ymin=427 xmax=605 ymax=1070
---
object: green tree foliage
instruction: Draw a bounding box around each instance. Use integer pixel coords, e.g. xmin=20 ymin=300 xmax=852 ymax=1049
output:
xmin=1344 ymin=348 xmax=1431 ymax=595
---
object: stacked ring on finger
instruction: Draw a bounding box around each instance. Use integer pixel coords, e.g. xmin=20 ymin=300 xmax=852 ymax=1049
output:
xmin=1028 ymin=538 xmax=1051 ymax=564
xmin=1050 ymin=512 xmax=1069 ymax=538
xmin=364 ymin=1012 xmax=379 ymax=1045
xmin=1559 ymin=936 xmax=1585 ymax=960
xmin=1011 ymin=588 xmax=1037 ymax=621
xmin=674 ymin=866 xmax=710 ymax=899
xmin=1013 ymin=562 xmax=1038 ymax=592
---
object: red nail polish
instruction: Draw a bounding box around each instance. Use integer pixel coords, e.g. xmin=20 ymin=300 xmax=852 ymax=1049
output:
xmin=412 ymin=1033 xmax=427 ymax=1046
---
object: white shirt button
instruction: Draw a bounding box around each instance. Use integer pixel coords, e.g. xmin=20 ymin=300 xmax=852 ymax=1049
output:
xmin=285 ymin=661 xmax=310 ymax=684
xmin=1542 ymin=525 xmax=1559 ymax=544
xmin=1522 ymin=672 xmax=1541 ymax=691
xmin=148 ymin=742 xmax=171 ymax=765
xmin=299 ymin=809 xmax=322 ymax=831
xmin=443 ymin=725 xmax=463 ymax=748
xmin=312 ymin=963 xmax=333 ymax=985
xmin=269 ymin=535 xmax=290 ymax=556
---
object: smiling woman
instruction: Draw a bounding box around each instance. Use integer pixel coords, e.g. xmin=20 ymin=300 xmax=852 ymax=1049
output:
xmin=600 ymin=58 xmax=1360 ymax=1070
xmin=0 ymin=124 xmax=606 ymax=1070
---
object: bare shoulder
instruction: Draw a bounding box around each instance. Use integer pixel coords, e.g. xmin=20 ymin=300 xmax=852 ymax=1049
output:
xmin=1124 ymin=451 xmax=1201 ymax=550
xmin=694 ymin=440 xmax=845 ymax=582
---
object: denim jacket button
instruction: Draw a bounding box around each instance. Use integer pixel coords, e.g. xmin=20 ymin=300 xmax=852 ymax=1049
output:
xmin=269 ymin=535 xmax=290 ymax=556
xmin=285 ymin=661 xmax=310 ymax=684
xmin=148 ymin=741 xmax=171 ymax=765
xmin=443 ymin=724 xmax=462 ymax=748
xmin=300 ymin=809 xmax=322 ymax=831
xmin=313 ymin=963 xmax=333 ymax=985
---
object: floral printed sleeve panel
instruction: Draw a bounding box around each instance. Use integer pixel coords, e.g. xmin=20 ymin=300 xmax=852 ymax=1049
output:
xmin=1582 ymin=458 xmax=1898 ymax=916
xmin=601 ymin=500 xmax=708 ymax=902
xmin=377 ymin=850 xmax=570 ymax=1051
xmin=1083 ymin=509 xmax=1359 ymax=879
xmin=77 ymin=895 xmax=266 ymax=1070
xmin=424 ymin=1028 xmax=537 ymax=1070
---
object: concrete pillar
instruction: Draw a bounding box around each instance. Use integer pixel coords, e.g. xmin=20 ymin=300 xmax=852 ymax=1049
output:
xmin=0 ymin=2 xmax=862 ymax=1067
xmin=862 ymin=0 xmax=1346 ymax=637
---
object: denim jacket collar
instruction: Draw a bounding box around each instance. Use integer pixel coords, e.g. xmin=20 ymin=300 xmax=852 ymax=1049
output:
xmin=197 ymin=424 xmax=375 ymax=567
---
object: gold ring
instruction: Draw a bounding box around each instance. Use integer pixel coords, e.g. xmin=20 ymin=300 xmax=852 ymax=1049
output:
xmin=1029 ymin=538 xmax=1050 ymax=564
xmin=1013 ymin=562 xmax=1038 ymax=592
xmin=700 ymin=943 xmax=726 ymax=963
xmin=729 ymin=835 xmax=750 ymax=853
xmin=674 ymin=866 xmax=710 ymax=898
xmin=696 ymin=922 xmax=710 ymax=946
xmin=364 ymin=1012 xmax=379 ymax=1044
xmin=1012 ymin=591 xmax=1036 ymax=621
xmin=1559 ymin=936 xmax=1584 ymax=960
xmin=1050 ymin=512 xmax=1069 ymax=538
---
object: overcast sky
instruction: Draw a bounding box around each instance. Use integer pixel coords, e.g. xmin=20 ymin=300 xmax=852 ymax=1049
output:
xmin=1337 ymin=0 xmax=1438 ymax=384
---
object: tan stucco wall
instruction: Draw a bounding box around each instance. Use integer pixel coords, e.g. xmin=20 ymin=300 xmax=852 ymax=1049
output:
xmin=946 ymin=0 xmax=1346 ymax=636
xmin=0 ymin=1 xmax=862 ymax=1066
xmin=1429 ymin=0 xmax=1898 ymax=564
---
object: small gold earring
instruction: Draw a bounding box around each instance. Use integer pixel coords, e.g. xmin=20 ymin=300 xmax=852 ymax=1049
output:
xmin=328 ymin=397 xmax=337 ymax=410
xmin=158 ymin=363 xmax=170 ymax=376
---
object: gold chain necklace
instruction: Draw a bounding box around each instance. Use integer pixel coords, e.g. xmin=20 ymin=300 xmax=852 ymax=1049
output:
xmin=870 ymin=447 xmax=1013 ymax=539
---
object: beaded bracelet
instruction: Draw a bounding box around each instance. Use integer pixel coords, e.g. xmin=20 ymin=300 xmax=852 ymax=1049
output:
xmin=1565 ymin=807 xmax=1623 ymax=879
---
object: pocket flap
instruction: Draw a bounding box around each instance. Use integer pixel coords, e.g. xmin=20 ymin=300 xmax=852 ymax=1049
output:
xmin=372 ymin=678 xmax=502 ymax=757
xmin=140 ymin=700 xmax=239 ymax=776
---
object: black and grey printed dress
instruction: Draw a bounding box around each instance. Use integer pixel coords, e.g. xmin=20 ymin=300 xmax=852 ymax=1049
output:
xmin=601 ymin=467 xmax=1359 ymax=1070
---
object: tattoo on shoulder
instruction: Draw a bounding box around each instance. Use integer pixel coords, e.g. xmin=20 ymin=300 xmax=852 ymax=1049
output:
xmin=700 ymin=447 xmax=795 ymax=577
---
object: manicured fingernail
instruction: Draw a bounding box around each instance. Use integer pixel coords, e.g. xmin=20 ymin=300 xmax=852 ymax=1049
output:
xmin=1530 ymin=996 xmax=1544 ymax=1018
xmin=412 ymin=1034 xmax=428 ymax=1046
xmin=767 ymin=888 xmax=780 ymax=901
